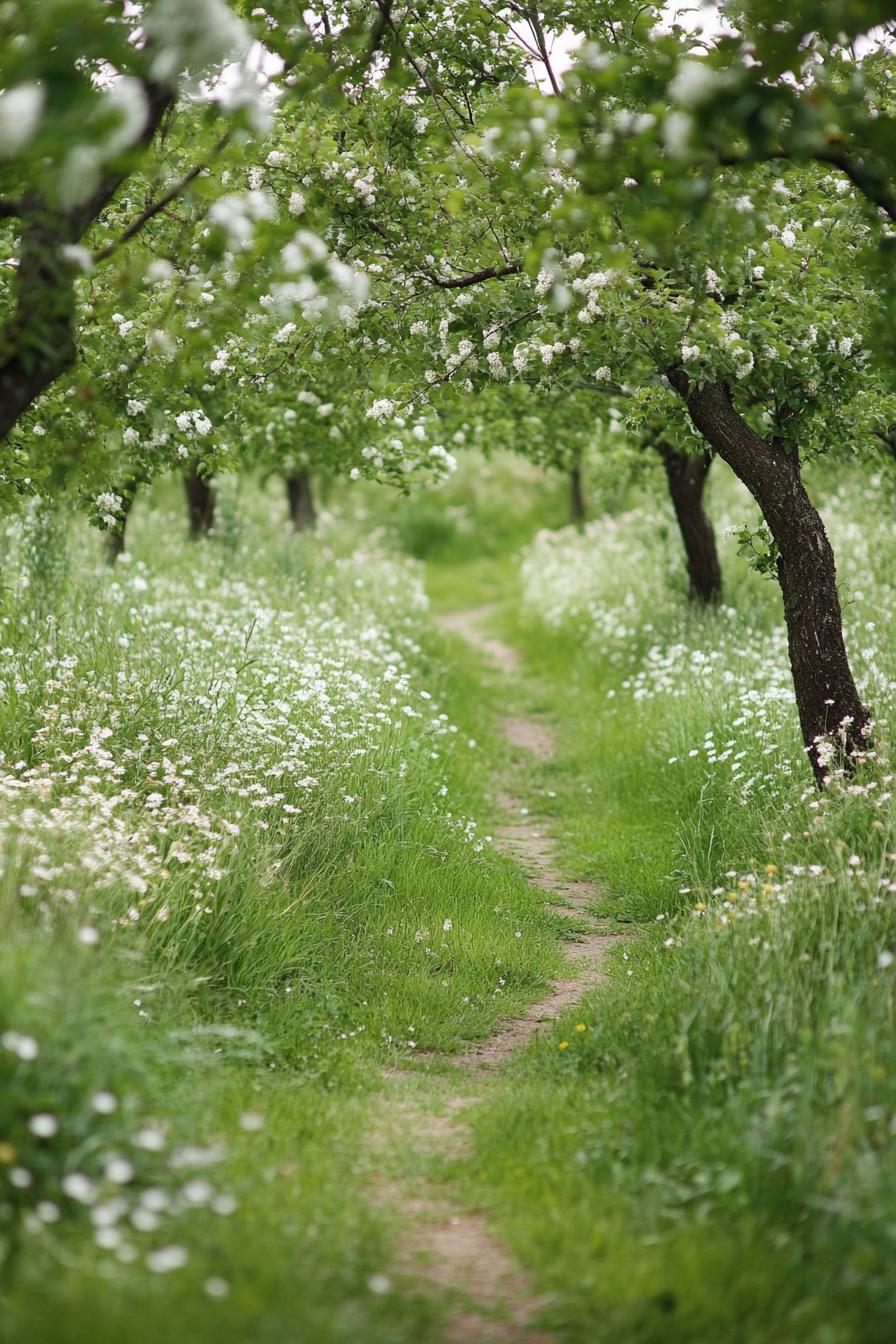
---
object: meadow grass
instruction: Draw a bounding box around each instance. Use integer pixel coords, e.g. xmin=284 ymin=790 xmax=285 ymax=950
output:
xmin=4 ymin=451 xmax=896 ymax=1342
xmin=437 ymin=462 xmax=896 ymax=1343
xmin=0 ymin=488 xmax=562 ymax=1336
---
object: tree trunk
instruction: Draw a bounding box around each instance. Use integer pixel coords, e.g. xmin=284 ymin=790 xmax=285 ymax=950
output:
xmin=668 ymin=373 xmax=870 ymax=784
xmin=877 ymin=425 xmax=896 ymax=462
xmin=0 ymin=203 xmax=78 ymax=442
xmin=654 ymin=442 xmax=722 ymax=604
xmin=0 ymin=83 xmax=171 ymax=444
xmin=569 ymin=461 xmax=587 ymax=530
xmin=104 ymin=481 xmax=139 ymax=564
xmin=286 ymin=468 xmax=317 ymax=531
xmin=184 ymin=470 xmax=216 ymax=536
xmin=105 ymin=529 xmax=126 ymax=563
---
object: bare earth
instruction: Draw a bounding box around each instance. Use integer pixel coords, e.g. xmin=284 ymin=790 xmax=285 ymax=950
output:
xmin=368 ymin=607 xmax=622 ymax=1341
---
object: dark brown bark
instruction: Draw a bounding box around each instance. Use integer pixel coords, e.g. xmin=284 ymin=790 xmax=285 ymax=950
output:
xmin=667 ymin=372 xmax=870 ymax=784
xmin=0 ymin=82 xmax=172 ymax=444
xmin=184 ymin=470 xmax=216 ymax=536
xmin=286 ymin=468 xmax=317 ymax=531
xmin=569 ymin=461 xmax=587 ymax=530
xmin=654 ymin=442 xmax=722 ymax=604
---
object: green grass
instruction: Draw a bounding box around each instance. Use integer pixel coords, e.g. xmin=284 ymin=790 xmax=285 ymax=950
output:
xmin=0 ymin=491 xmax=563 ymax=1336
xmin=422 ymin=467 xmax=896 ymax=1344
xmin=4 ymin=452 xmax=896 ymax=1343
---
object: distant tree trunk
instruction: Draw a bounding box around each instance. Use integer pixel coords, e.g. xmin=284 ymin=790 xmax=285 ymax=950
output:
xmin=876 ymin=425 xmax=896 ymax=462
xmin=668 ymin=372 xmax=870 ymax=784
xmin=654 ymin=442 xmax=722 ymax=605
xmin=286 ymin=468 xmax=317 ymax=531
xmin=184 ymin=469 xmax=216 ymax=536
xmin=104 ymin=478 xmax=140 ymax=564
xmin=105 ymin=530 xmax=126 ymax=563
xmin=569 ymin=460 xmax=587 ymax=530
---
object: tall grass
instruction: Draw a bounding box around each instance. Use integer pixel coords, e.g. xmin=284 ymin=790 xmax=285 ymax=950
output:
xmin=462 ymin=463 xmax=896 ymax=1342
xmin=0 ymin=492 xmax=561 ymax=1338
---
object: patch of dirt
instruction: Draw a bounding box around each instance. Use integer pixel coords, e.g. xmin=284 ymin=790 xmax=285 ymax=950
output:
xmin=451 ymin=936 xmax=623 ymax=1074
xmin=438 ymin=605 xmax=520 ymax=674
xmin=369 ymin=1085 xmax=552 ymax=1342
xmin=500 ymin=716 xmax=555 ymax=759
xmin=400 ymin=1200 xmax=554 ymax=1344
xmin=369 ymin=609 xmax=626 ymax=1341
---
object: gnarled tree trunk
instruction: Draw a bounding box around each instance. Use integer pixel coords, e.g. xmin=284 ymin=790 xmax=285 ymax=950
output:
xmin=654 ymin=442 xmax=722 ymax=605
xmin=184 ymin=469 xmax=216 ymax=536
xmin=668 ymin=373 xmax=870 ymax=784
xmin=286 ymin=468 xmax=317 ymax=531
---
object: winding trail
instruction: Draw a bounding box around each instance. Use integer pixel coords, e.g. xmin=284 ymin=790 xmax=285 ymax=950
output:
xmin=368 ymin=605 xmax=623 ymax=1341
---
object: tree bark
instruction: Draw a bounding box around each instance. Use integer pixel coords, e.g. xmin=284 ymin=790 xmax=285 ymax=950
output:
xmin=286 ymin=468 xmax=317 ymax=530
xmin=654 ymin=442 xmax=722 ymax=604
xmin=667 ymin=373 xmax=870 ymax=784
xmin=184 ymin=470 xmax=216 ymax=536
xmin=0 ymin=82 xmax=171 ymax=444
xmin=569 ymin=461 xmax=587 ymax=529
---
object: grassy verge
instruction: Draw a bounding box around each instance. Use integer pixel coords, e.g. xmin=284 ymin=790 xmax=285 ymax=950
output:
xmin=444 ymin=475 xmax=896 ymax=1344
xmin=0 ymin=495 xmax=561 ymax=1338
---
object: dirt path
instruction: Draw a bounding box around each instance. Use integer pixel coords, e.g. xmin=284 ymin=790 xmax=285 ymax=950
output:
xmin=368 ymin=605 xmax=622 ymax=1341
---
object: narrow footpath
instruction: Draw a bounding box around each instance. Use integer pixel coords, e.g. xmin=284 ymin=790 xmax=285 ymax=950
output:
xmin=368 ymin=605 xmax=623 ymax=1342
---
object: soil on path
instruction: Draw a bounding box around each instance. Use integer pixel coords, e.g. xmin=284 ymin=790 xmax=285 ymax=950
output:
xmin=369 ymin=605 xmax=622 ymax=1341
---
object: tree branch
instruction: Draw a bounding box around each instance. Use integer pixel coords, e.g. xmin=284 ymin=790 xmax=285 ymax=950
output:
xmin=718 ymin=143 xmax=896 ymax=224
xmin=94 ymin=133 xmax=231 ymax=263
xmin=414 ymin=262 xmax=521 ymax=289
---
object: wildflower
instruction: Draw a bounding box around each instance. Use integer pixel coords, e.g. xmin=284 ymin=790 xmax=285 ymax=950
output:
xmin=105 ymin=1157 xmax=135 ymax=1184
xmin=1 ymin=1031 xmax=39 ymax=1060
xmin=146 ymin=1245 xmax=188 ymax=1273
xmin=62 ymin=1172 xmax=97 ymax=1204
xmin=27 ymin=1113 xmax=58 ymax=1139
